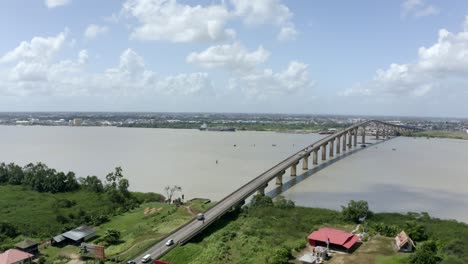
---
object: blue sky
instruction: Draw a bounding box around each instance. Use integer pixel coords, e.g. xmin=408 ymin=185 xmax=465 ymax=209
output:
xmin=1 ymin=0 xmax=468 ymax=117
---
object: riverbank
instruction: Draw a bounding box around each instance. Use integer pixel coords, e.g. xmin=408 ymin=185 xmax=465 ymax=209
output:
xmin=161 ymin=199 xmax=468 ymax=264
xmin=406 ymin=130 xmax=468 ymax=140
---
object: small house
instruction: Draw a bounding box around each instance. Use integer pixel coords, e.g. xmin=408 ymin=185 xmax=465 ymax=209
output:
xmin=307 ymin=228 xmax=359 ymax=252
xmin=14 ymin=240 xmax=39 ymax=256
xmin=395 ymin=231 xmax=416 ymax=252
xmin=52 ymin=226 xmax=96 ymax=246
xmin=0 ymin=249 xmax=33 ymax=264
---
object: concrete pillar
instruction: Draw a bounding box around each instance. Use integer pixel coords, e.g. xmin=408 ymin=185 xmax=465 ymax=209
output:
xmin=354 ymin=128 xmax=358 ymax=147
xmin=336 ymin=136 xmax=341 ymax=154
xmin=291 ymin=163 xmax=297 ymax=177
xmin=313 ymin=149 xmax=318 ymax=165
xmin=329 ymin=140 xmax=334 ymax=158
xmin=302 ymin=154 xmax=309 ymax=170
xmin=342 ymin=133 xmax=347 ymax=151
xmin=321 ymin=144 xmax=327 ymax=161
xmin=376 ymin=128 xmax=379 ymax=140
xmin=276 ymin=172 xmax=284 ymax=185
xmin=257 ymin=184 xmax=267 ymax=196
xmin=348 ymin=131 xmax=353 ymax=149
xmin=361 ymin=127 xmax=365 ymax=144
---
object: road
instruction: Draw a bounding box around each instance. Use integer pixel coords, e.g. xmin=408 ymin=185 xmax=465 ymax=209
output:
xmin=133 ymin=120 xmax=416 ymax=263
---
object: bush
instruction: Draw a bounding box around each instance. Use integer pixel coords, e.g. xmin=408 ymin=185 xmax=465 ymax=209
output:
xmin=341 ymin=200 xmax=372 ymax=223
xmin=251 ymin=195 xmax=273 ymax=208
xmin=409 ymin=241 xmax=441 ymax=264
xmin=274 ymin=195 xmax=295 ymax=209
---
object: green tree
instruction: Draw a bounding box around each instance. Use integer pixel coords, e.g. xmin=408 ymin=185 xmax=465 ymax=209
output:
xmin=79 ymin=176 xmax=104 ymax=193
xmin=103 ymin=228 xmax=120 ymax=244
xmin=405 ymin=221 xmax=428 ymax=242
xmin=0 ymin=222 xmax=18 ymax=238
xmin=164 ymin=185 xmax=182 ymax=203
xmin=409 ymin=241 xmax=442 ymax=264
xmin=341 ymin=200 xmax=372 ymax=223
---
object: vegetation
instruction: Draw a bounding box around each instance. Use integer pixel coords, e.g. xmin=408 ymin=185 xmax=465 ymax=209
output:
xmin=162 ymin=199 xmax=468 ymax=264
xmin=405 ymin=130 xmax=468 ymax=140
xmin=341 ymin=200 xmax=372 ymax=223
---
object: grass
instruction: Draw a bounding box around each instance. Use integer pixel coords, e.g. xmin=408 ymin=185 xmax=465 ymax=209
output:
xmin=161 ymin=207 xmax=468 ymax=264
xmin=0 ymin=185 xmax=115 ymax=239
xmin=410 ymin=130 xmax=468 ymax=140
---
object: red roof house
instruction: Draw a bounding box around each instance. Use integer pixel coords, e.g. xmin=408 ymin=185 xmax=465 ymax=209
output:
xmin=0 ymin=249 xmax=34 ymax=264
xmin=307 ymin=228 xmax=359 ymax=251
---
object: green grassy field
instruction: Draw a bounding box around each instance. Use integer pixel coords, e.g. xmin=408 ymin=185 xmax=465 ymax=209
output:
xmin=410 ymin=130 xmax=468 ymax=140
xmin=162 ymin=207 xmax=468 ymax=264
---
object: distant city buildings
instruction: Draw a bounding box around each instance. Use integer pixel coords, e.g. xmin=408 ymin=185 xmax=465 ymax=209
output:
xmin=73 ymin=118 xmax=83 ymax=126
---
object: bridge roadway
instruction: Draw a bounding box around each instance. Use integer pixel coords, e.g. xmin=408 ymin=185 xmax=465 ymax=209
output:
xmin=134 ymin=120 xmax=417 ymax=263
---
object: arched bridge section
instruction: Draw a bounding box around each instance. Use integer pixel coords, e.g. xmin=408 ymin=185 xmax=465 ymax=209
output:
xmin=135 ymin=120 xmax=422 ymax=261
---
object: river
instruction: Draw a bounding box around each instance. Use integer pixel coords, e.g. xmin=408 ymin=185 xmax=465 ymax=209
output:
xmin=0 ymin=126 xmax=467 ymax=222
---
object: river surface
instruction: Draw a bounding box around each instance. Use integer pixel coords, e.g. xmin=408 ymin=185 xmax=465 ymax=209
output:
xmin=0 ymin=126 xmax=467 ymax=222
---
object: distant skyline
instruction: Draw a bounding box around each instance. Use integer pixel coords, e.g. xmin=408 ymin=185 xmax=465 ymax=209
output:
xmin=1 ymin=0 xmax=468 ymax=117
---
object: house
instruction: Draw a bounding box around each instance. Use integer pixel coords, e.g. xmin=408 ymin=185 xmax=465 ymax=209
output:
xmin=307 ymin=228 xmax=359 ymax=252
xmin=298 ymin=254 xmax=317 ymax=264
xmin=395 ymin=231 xmax=416 ymax=252
xmin=0 ymin=249 xmax=33 ymax=264
xmin=14 ymin=240 xmax=38 ymax=256
xmin=51 ymin=226 xmax=97 ymax=246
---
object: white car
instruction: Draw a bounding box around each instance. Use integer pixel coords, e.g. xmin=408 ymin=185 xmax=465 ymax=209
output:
xmin=165 ymin=239 xmax=174 ymax=246
xmin=141 ymin=254 xmax=151 ymax=263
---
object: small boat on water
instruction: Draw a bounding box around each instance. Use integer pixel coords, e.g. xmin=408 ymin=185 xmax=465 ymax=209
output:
xmin=318 ymin=128 xmax=337 ymax=135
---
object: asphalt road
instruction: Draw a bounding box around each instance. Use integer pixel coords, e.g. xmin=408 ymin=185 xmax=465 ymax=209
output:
xmin=133 ymin=120 xmax=413 ymax=263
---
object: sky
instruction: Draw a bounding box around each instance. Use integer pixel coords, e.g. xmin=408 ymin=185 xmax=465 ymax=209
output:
xmin=1 ymin=0 xmax=468 ymax=117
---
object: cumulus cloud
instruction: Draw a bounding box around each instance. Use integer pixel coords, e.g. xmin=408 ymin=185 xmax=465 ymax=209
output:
xmin=186 ymin=43 xmax=270 ymax=72
xmin=0 ymin=32 xmax=213 ymax=96
xmin=229 ymin=61 xmax=314 ymax=98
xmin=120 ymin=0 xmax=298 ymax=42
xmin=122 ymin=0 xmax=234 ymax=42
xmin=45 ymin=0 xmax=71 ymax=8
xmin=342 ymin=17 xmax=468 ymax=97
xmin=401 ymin=0 xmax=439 ymax=18
xmin=230 ymin=0 xmax=298 ymax=41
xmin=84 ymin=24 xmax=109 ymax=39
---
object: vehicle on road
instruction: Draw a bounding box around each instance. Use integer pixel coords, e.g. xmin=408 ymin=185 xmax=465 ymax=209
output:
xmin=127 ymin=261 xmax=136 ymax=264
xmin=197 ymin=213 xmax=205 ymax=220
xmin=141 ymin=254 xmax=152 ymax=263
xmin=165 ymin=239 xmax=174 ymax=246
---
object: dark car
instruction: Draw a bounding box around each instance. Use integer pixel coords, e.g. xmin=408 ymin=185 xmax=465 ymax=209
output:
xmin=127 ymin=261 xmax=136 ymax=264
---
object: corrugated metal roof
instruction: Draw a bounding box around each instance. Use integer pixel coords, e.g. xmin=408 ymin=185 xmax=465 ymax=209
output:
xmin=53 ymin=235 xmax=66 ymax=243
xmin=15 ymin=240 xmax=38 ymax=249
xmin=61 ymin=226 xmax=96 ymax=241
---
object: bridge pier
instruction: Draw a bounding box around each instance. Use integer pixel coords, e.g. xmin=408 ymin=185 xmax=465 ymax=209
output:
xmin=276 ymin=171 xmax=284 ymax=185
xmin=291 ymin=162 xmax=298 ymax=177
xmin=336 ymin=136 xmax=341 ymax=154
xmin=354 ymin=128 xmax=358 ymax=147
xmin=321 ymin=144 xmax=327 ymax=161
xmin=342 ymin=133 xmax=347 ymax=152
xmin=257 ymin=184 xmax=268 ymax=196
xmin=302 ymin=154 xmax=310 ymax=170
xmin=313 ymin=149 xmax=318 ymax=165
xmin=348 ymin=131 xmax=352 ymax=149
xmin=361 ymin=127 xmax=365 ymax=144
xmin=329 ymin=140 xmax=334 ymax=158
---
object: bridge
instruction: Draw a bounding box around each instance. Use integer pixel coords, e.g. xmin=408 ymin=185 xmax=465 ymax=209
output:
xmin=134 ymin=120 xmax=421 ymax=262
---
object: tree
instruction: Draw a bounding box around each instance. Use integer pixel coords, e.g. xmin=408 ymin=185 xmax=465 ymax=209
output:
xmin=79 ymin=176 xmax=104 ymax=193
xmin=164 ymin=185 xmax=182 ymax=203
xmin=105 ymin=167 xmax=123 ymax=190
xmin=341 ymin=200 xmax=372 ymax=223
xmin=118 ymin=178 xmax=130 ymax=196
xmin=0 ymin=222 xmax=18 ymax=238
xmin=273 ymin=195 xmax=295 ymax=208
xmin=405 ymin=221 xmax=428 ymax=242
xmin=265 ymin=246 xmax=291 ymax=264
xmin=103 ymin=228 xmax=120 ymax=244
xmin=409 ymin=241 xmax=442 ymax=264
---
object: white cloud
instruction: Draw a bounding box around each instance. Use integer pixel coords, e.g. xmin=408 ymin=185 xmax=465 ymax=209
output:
xmin=0 ymin=32 xmax=213 ymax=97
xmin=186 ymin=43 xmax=270 ymax=72
xmin=122 ymin=0 xmax=234 ymax=42
xmin=84 ymin=24 xmax=109 ymax=39
xmin=342 ymin=17 xmax=468 ymax=97
xmin=0 ymin=31 xmax=67 ymax=63
xmin=401 ymin=0 xmax=439 ymax=18
xmin=45 ymin=0 xmax=71 ymax=8
xmin=231 ymin=0 xmax=298 ymax=40
xmin=229 ymin=61 xmax=314 ymax=98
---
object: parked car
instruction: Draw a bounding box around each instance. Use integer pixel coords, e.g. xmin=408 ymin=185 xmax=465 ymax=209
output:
xmin=197 ymin=213 xmax=205 ymax=220
xmin=127 ymin=261 xmax=136 ymax=264
xmin=165 ymin=239 xmax=174 ymax=246
xmin=141 ymin=254 xmax=152 ymax=263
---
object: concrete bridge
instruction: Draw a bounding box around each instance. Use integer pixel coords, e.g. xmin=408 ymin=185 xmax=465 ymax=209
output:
xmin=134 ymin=120 xmax=421 ymax=262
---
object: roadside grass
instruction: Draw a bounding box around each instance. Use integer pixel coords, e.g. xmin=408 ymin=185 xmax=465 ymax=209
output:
xmin=376 ymin=255 xmax=409 ymax=264
xmin=0 ymin=185 xmax=115 ymax=239
xmin=412 ymin=130 xmax=468 ymax=140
